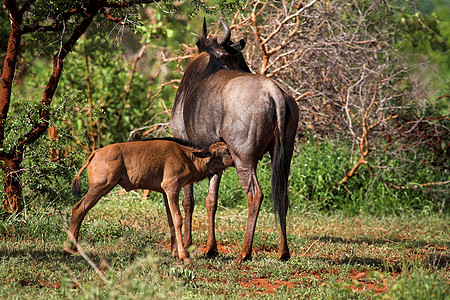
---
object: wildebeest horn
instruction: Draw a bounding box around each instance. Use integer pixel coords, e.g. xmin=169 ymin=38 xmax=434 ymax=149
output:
xmin=217 ymin=17 xmax=231 ymax=46
xmin=199 ymin=17 xmax=207 ymax=41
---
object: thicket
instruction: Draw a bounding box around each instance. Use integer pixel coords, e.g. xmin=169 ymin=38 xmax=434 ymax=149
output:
xmin=0 ymin=0 xmax=448 ymax=215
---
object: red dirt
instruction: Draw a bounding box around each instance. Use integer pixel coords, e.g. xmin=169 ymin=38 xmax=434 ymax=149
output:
xmin=197 ymin=244 xmax=233 ymax=254
xmin=163 ymin=243 xmax=233 ymax=254
xmin=343 ymin=270 xmax=401 ymax=295
xmin=241 ymin=277 xmax=295 ymax=294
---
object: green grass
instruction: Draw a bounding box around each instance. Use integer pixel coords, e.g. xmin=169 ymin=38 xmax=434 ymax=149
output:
xmin=1 ymin=190 xmax=448 ymax=299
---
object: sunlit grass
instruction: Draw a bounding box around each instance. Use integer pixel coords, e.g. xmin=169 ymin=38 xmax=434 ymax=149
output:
xmin=0 ymin=190 xmax=448 ymax=299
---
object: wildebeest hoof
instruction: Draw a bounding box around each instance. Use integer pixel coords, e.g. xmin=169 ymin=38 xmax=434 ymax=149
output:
xmin=278 ymin=252 xmax=291 ymax=261
xmin=205 ymin=251 xmax=219 ymax=258
xmin=235 ymin=253 xmax=251 ymax=263
xmin=204 ymin=247 xmax=219 ymax=258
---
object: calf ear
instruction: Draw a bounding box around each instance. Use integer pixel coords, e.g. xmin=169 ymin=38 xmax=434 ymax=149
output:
xmin=220 ymin=146 xmax=231 ymax=155
xmin=193 ymin=149 xmax=211 ymax=158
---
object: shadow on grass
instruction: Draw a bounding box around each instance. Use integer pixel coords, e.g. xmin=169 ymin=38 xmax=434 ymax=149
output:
xmin=311 ymin=235 xmax=448 ymax=248
xmin=307 ymin=235 xmax=449 ymax=271
xmin=0 ymin=249 xmax=71 ymax=264
xmin=317 ymin=253 xmax=449 ymax=272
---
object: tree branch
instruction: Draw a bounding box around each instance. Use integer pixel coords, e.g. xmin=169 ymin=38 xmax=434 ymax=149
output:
xmin=389 ymin=180 xmax=450 ymax=190
xmin=18 ymin=0 xmax=35 ymax=16
xmin=0 ymin=0 xmax=23 ymax=148
xmin=22 ymin=8 xmax=85 ymax=34
xmin=18 ymin=6 xmax=99 ymax=148
xmin=100 ymin=7 xmax=127 ymax=24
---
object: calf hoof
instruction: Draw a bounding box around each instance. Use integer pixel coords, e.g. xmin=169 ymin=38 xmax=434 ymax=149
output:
xmin=178 ymin=256 xmax=191 ymax=264
xmin=63 ymin=247 xmax=78 ymax=257
xmin=171 ymin=249 xmax=178 ymax=258
xmin=183 ymin=257 xmax=191 ymax=264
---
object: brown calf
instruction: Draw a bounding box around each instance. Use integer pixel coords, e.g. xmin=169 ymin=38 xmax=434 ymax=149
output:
xmin=63 ymin=138 xmax=234 ymax=262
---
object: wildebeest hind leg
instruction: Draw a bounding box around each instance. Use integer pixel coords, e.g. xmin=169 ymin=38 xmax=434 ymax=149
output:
xmin=182 ymin=184 xmax=194 ymax=248
xmin=205 ymin=172 xmax=222 ymax=258
xmin=234 ymin=159 xmax=263 ymax=263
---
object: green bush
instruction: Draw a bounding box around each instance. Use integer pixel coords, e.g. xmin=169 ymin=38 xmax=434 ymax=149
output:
xmin=191 ymin=137 xmax=448 ymax=215
xmin=0 ymin=94 xmax=87 ymax=210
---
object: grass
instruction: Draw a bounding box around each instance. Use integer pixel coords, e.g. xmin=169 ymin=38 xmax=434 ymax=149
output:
xmin=0 ymin=188 xmax=449 ymax=299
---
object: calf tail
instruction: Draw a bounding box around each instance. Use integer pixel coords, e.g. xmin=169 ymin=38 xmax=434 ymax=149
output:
xmin=72 ymin=151 xmax=96 ymax=198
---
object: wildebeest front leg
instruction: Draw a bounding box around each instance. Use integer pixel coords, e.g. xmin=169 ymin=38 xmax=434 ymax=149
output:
xmin=162 ymin=193 xmax=177 ymax=258
xmin=205 ymin=172 xmax=222 ymax=257
xmin=165 ymin=190 xmax=190 ymax=263
xmin=182 ymin=184 xmax=194 ymax=248
xmin=234 ymin=160 xmax=263 ymax=263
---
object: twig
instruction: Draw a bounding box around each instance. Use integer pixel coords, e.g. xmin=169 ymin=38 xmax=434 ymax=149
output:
xmin=67 ymin=232 xmax=109 ymax=283
xmin=300 ymin=238 xmax=320 ymax=256
xmin=389 ymin=180 xmax=450 ymax=190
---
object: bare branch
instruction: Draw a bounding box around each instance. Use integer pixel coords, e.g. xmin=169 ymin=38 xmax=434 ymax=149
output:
xmin=22 ymin=8 xmax=85 ymax=34
xmin=100 ymin=0 xmax=158 ymax=8
xmin=389 ymin=180 xmax=450 ymax=190
xmin=100 ymin=7 xmax=128 ymax=24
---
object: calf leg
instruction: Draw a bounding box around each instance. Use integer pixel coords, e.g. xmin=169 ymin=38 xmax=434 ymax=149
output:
xmin=182 ymin=184 xmax=194 ymax=248
xmin=63 ymin=184 xmax=116 ymax=255
xmin=205 ymin=172 xmax=222 ymax=258
xmin=165 ymin=190 xmax=190 ymax=263
xmin=162 ymin=193 xmax=177 ymax=258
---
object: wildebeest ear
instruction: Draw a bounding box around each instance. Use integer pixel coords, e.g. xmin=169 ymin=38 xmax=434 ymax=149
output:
xmin=196 ymin=17 xmax=208 ymax=51
xmin=230 ymin=39 xmax=246 ymax=52
xmin=193 ymin=149 xmax=211 ymax=158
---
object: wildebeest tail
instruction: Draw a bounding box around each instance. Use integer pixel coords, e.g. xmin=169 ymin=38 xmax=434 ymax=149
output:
xmin=72 ymin=151 xmax=97 ymax=198
xmin=271 ymin=87 xmax=297 ymax=237
xmin=271 ymin=128 xmax=290 ymax=228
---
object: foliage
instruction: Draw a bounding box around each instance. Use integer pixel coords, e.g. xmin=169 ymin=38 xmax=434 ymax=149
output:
xmin=1 ymin=93 xmax=87 ymax=208
xmin=290 ymin=138 xmax=448 ymax=215
xmin=193 ymin=137 xmax=448 ymax=215
xmin=394 ymin=0 xmax=450 ymax=114
xmin=57 ymin=30 xmax=151 ymax=146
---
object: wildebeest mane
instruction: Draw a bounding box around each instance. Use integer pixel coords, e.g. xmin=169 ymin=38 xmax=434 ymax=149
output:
xmin=135 ymin=136 xmax=205 ymax=150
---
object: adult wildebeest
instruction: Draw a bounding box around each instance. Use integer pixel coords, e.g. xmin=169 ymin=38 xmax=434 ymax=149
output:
xmin=63 ymin=138 xmax=234 ymax=263
xmin=171 ymin=18 xmax=299 ymax=262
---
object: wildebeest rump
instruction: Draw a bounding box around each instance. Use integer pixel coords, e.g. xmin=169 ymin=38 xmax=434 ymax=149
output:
xmin=63 ymin=138 xmax=234 ymax=262
xmin=171 ymin=19 xmax=299 ymax=262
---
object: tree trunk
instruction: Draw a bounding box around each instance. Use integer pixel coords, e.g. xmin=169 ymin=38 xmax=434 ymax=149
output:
xmin=0 ymin=1 xmax=98 ymax=213
xmin=2 ymin=154 xmax=23 ymax=213
xmin=0 ymin=2 xmax=23 ymax=213
xmin=1 ymin=0 xmax=155 ymax=213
